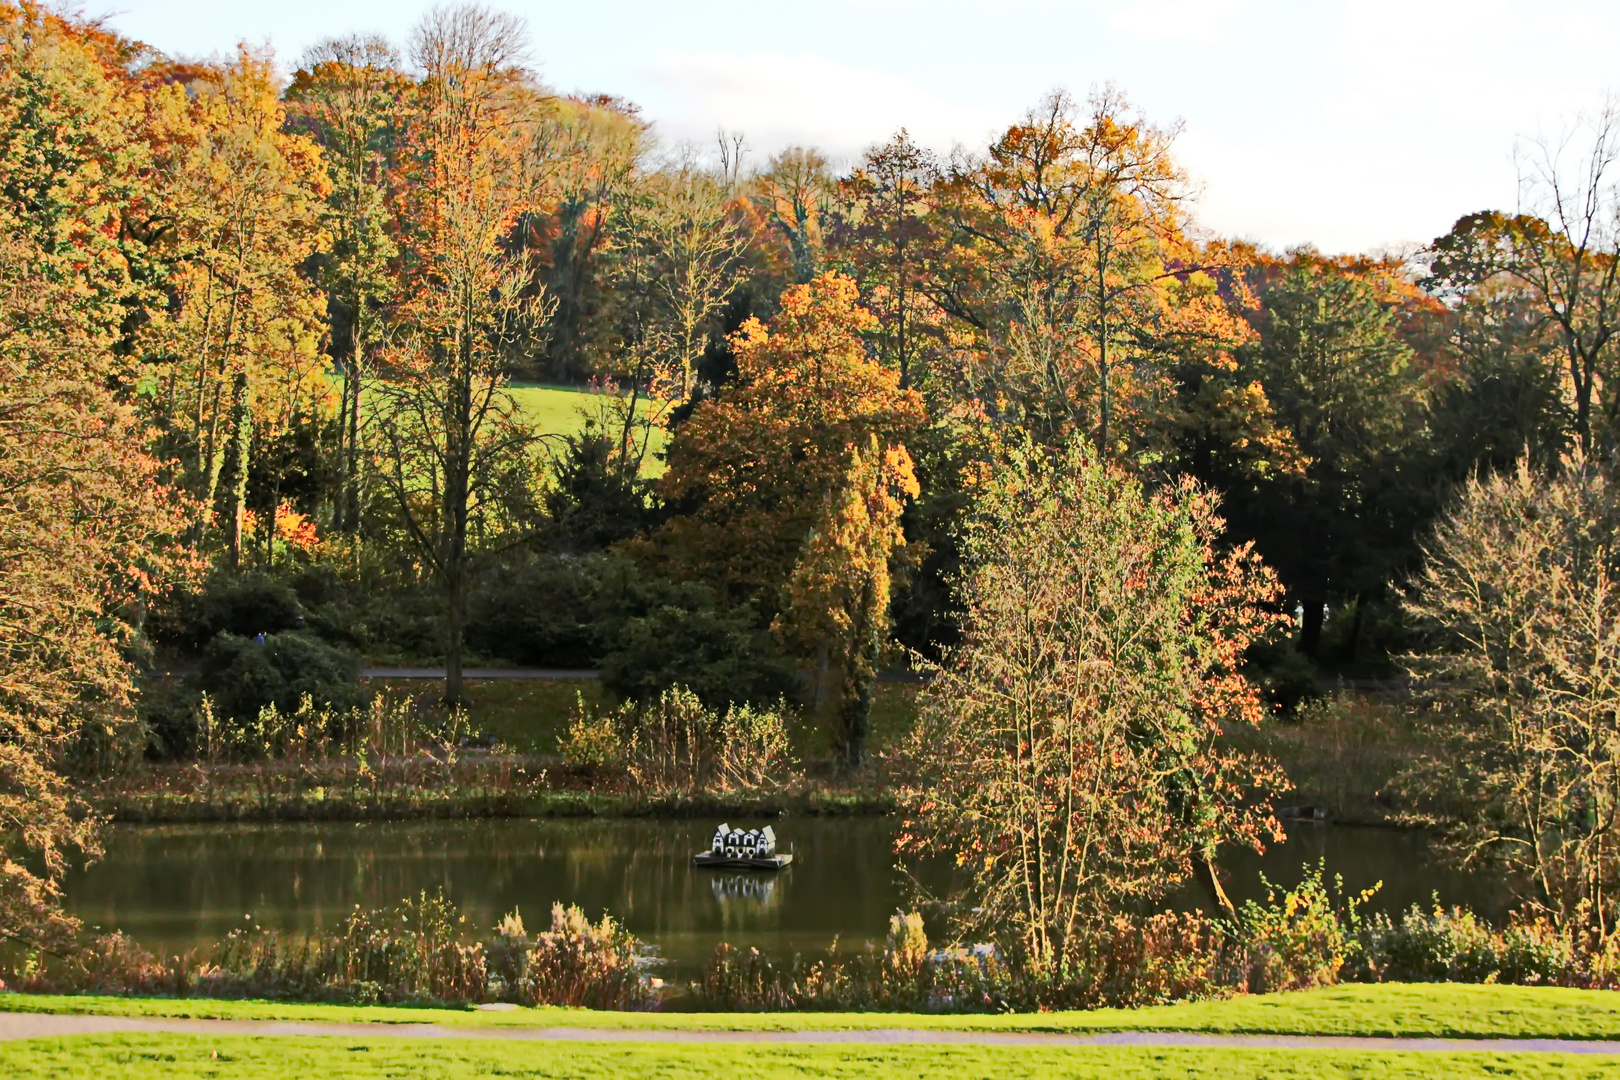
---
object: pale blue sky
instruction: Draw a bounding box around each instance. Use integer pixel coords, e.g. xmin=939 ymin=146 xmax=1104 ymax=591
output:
xmin=100 ymin=0 xmax=1617 ymax=255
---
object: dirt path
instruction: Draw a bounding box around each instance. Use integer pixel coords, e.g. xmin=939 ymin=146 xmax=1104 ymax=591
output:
xmin=3 ymin=1013 xmax=1620 ymax=1054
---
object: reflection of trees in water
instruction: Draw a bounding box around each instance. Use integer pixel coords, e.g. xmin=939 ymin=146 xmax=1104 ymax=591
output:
xmin=68 ymin=818 xmax=939 ymax=960
xmin=67 ymin=817 xmax=1514 ymax=982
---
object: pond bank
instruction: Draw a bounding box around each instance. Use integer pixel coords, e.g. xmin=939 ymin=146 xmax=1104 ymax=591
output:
xmin=92 ymin=780 xmax=896 ymax=824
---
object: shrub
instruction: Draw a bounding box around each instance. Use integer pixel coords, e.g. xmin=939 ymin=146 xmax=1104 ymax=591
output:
xmin=1350 ymin=904 xmax=1575 ymax=986
xmin=1054 ymin=911 xmax=1228 ymax=1009
xmin=557 ymin=700 xmax=627 ymax=770
xmin=466 ymin=555 xmax=600 ymax=668
xmin=1237 ymin=864 xmax=1362 ymax=993
xmin=196 ymin=631 xmax=366 ymax=725
xmin=716 ymin=701 xmax=795 ymax=792
xmin=595 ymin=575 xmax=797 ymax=709
xmin=693 ymin=912 xmax=1011 ymax=1012
xmin=560 ymin=687 xmax=799 ymax=794
xmin=137 ymin=676 xmax=205 ymax=760
xmin=152 ymin=573 xmax=307 ymax=652
xmin=5 ymin=891 xmax=489 ymax=1005
xmin=512 ymin=903 xmax=655 ymax=1010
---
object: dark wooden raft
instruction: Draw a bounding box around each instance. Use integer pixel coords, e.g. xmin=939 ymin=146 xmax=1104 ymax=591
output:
xmin=691 ymin=851 xmax=793 ymax=871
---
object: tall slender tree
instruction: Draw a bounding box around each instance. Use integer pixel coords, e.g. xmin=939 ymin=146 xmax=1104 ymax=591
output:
xmin=375 ymin=3 xmax=546 ymax=707
xmin=286 ymin=35 xmax=407 ymax=534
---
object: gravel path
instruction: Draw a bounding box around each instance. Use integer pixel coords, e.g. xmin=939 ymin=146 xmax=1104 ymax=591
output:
xmin=4 ymin=1013 xmax=1620 ymax=1054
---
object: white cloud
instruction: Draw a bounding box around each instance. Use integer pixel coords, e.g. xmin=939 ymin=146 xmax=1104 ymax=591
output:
xmin=641 ymin=50 xmax=1007 ymax=163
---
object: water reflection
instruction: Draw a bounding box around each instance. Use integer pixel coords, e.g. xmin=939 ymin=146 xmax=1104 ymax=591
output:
xmin=708 ymin=872 xmax=782 ymax=922
xmin=66 ymin=817 xmax=1508 ymax=980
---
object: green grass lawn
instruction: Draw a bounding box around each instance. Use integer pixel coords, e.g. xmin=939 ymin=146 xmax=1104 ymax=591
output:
xmin=357 ymin=382 xmax=666 ymax=485
xmin=3 ymin=1034 xmax=1611 ymax=1080
xmin=506 ymin=383 xmax=668 ymax=477
xmin=9 ymin=985 xmax=1620 ymax=1040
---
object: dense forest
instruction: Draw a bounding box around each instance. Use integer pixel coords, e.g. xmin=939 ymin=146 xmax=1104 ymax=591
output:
xmin=5 ymin=0 xmax=1620 ymax=966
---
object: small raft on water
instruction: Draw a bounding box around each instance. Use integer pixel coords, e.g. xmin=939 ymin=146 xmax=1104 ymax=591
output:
xmin=693 ymin=823 xmax=792 ymax=871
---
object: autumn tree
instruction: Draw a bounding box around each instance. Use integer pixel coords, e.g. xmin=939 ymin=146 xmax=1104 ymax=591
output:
xmin=140 ymin=48 xmax=330 ymax=566
xmin=834 ymin=130 xmax=941 ymax=390
xmin=934 ymin=87 xmax=1242 ymax=453
xmin=1402 ymin=454 xmax=1620 ymax=935
xmin=627 ymin=150 xmax=749 ymax=398
xmin=0 ymin=7 xmax=191 ymax=948
xmin=898 ymin=442 xmax=1285 ymax=967
xmin=528 ymin=94 xmax=647 ymax=382
xmin=651 ymin=273 xmax=923 ymax=765
xmin=1428 ymin=100 xmax=1620 ymax=453
xmin=286 ymin=34 xmax=407 ymax=533
xmin=376 ymin=3 xmax=547 ymax=706
xmin=753 ymin=145 xmax=833 ymax=285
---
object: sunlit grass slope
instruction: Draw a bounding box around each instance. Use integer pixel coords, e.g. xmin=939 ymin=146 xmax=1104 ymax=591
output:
xmin=505 ymin=383 xmax=668 ymax=476
xmin=10 ymin=984 xmax=1620 ymax=1039
xmin=1 ymin=1034 xmax=1604 ymax=1080
xmin=359 ymin=382 xmax=667 ymax=478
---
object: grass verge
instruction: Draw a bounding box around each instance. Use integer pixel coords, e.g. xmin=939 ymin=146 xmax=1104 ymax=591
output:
xmin=1 ymin=1034 xmax=1613 ymax=1080
xmin=8 ymin=984 xmax=1620 ymax=1040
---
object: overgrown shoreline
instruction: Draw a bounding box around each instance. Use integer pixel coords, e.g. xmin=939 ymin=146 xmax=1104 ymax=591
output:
xmin=93 ymin=786 xmax=897 ymax=824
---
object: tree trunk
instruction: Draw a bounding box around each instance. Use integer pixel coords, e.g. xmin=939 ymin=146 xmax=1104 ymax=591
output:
xmin=836 ymin=584 xmax=881 ymax=773
xmin=837 ymin=657 xmax=875 ymax=774
xmin=1192 ymin=850 xmax=1236 ymax=919
xmin=444 ymin=563 xmax=466 ymax=709
xmin=1298 ymin=596 xmax=1326 ymax=658
xmin=225 ymin=370 xmax=251 ymax=570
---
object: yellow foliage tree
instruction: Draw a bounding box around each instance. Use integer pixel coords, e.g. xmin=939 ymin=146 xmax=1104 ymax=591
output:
xmin=0 ymin=5 xmax=192 ymax=948
xmin=654 ymin=273 xmax=922 ymax=766
xmin=139 ymin=47 xmax=331 ymax=565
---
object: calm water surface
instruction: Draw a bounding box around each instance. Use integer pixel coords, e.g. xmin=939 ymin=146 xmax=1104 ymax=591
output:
xmin=66 ymin=817 xmax=1508 ymax=979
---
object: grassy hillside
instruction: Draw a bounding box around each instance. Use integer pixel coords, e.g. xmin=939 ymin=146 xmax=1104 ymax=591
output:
xmin=506 ymin=383 xmax=668 ymax=476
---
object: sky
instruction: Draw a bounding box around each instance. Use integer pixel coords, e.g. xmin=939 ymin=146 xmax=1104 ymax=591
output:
xmin=98 ymin=0 xmax=1619 ymax=255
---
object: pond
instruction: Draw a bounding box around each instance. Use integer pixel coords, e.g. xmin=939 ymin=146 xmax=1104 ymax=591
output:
xmin=65 ymin=817 xmax=1510 ymax=981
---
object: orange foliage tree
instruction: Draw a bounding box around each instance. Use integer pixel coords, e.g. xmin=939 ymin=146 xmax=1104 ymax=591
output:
xmin=0 ymin=6 xmax=192 ymax=948
xmin=374 ymin=6 xmax=546 ymax=707
xmin=935 ymin=88 xmax=1254 ymax=454
xmin=653 ymin=273 xmax=923 ymax=766
xmin=139 ymin=47 xmax=331 ymax=566
xmin=899 ymin=441 xmax=1285 ymax=967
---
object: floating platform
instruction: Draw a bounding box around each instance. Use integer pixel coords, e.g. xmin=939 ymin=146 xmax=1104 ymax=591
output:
xmin=692 ymin=852 xmax=793 ymax=871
